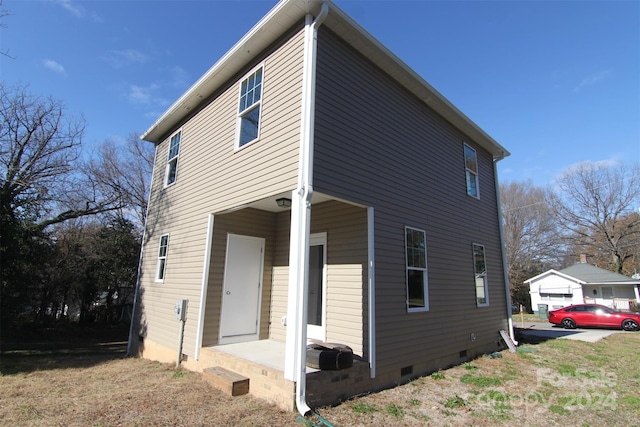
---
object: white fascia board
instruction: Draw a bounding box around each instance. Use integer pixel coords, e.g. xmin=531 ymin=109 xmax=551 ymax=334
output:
xmin=142 ymin=0 xmax=319 ymax=143
xmin=525 ymin=269 xmax=586 ymax=285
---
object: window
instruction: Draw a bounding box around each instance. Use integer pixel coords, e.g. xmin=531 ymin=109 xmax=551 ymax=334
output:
xmin=156 ymin=234 xmax=169 ymax=281
xmin=464 ymin=144 xmax=479 ymax=198
xmin=473 ymin=243 xmax=489 ymax=306
xmin=165 ymin=131 xmax=181 ymax=186
xmin=405 ymin=227 xmax=429 ymax=311
xmin=237 ymin=67 xmax=263 ymax=148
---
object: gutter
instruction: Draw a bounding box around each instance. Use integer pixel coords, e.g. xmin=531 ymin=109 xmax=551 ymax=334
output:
xmin=286 ymin=3 xmax=329 ymax=418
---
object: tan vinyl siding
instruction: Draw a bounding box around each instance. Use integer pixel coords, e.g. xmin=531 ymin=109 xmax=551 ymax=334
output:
xmin=136 ymin=28 xmax=305 ymax=355
xmin=268 ymin=211 xmax=292 ymax=343
xmin=312 ymin=201 xmax=368 ymax=357
xmin=201 ymin=209 xmax=277 ymax=347
xmin=268 ymin=201 xmax=368 ymax=357
xmin=314 ymin=28 xmax=507 ymax=374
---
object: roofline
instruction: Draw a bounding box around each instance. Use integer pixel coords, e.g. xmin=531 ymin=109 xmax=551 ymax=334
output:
xmin=525 ymin=269 xmax=640 ymax=285
xmin=524 ymin=269 xmax=586 ymax=285
xmin=141 ymin=0 xmax=510 ymax=160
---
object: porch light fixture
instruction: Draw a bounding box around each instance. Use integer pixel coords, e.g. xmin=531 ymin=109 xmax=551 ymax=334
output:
xmin=276 ymin=197 xmax=292 ymax=208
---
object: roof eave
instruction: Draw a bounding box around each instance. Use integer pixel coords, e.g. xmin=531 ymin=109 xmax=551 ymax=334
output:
xmin=142 ymin=0 xmax=510 ymax=161
xmin=141 ymin=0 xmax=319 ymax=143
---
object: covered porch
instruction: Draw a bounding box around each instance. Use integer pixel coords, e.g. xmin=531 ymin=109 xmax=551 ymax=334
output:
xmin=197 ymin=339 xmax=372 ymax=410
xmin=190 ymin=192 xmax=375 ymax=409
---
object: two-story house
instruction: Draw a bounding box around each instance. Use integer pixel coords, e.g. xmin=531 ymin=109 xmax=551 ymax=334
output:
xmin=128 ymin=0 xmax=513 ymax=414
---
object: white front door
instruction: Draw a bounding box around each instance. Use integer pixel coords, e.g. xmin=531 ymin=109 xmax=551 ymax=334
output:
xmin=307 ymin=233 xmax=327 ymax=341
xmin=219 ymin=234 xmax=264 ymax=344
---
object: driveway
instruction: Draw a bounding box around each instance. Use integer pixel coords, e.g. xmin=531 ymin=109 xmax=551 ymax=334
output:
xmin=514 ymin=320 xmax=623 ymax=343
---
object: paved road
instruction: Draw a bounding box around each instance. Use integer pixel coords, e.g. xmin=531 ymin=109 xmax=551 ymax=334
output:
xmin=514 ymin=320 xmax=624 ymax=343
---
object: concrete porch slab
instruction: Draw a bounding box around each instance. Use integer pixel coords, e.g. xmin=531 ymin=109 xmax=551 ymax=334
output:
xmin=214 ymin=339 xmax=287 ymax=371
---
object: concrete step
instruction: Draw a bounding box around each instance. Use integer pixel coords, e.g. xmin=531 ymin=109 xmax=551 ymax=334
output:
xmin=203 ymin=366 xmax=250 ymax=396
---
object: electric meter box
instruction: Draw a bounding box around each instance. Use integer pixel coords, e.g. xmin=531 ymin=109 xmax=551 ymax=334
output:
xmin=174 ymin=299 xmax=187 ymax=321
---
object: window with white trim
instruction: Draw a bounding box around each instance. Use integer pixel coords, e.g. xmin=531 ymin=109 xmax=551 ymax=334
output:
xmin=156 ymin=234 xmax=169 ymax=281
xmin=464 ymin=144 xmax=479 ymax=198
xmin=473 ymin=243 xmax=489 ymax=306
xmin=237 ymin=66 xmax=263 ymax=148
xmin=405 ymin=226 xmax=429 ymax=311
xmin=165 ymin=131 xmax=181 ymax=186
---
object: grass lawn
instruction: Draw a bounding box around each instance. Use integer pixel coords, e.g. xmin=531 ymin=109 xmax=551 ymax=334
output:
xmin=1 ymin=323 xmax=639 ymax=426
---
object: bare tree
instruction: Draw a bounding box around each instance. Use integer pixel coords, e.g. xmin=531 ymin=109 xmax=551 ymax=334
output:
xmin=0 ymin=0 xmax=15 ymax=59
xmin=0 ymin=83 xmax=124 ymax=231
xmin=500 ymin=180 xmax=562 ymax=309
xmin=89 ymin=133 xmax=154 ymax=229
xmin=553 ymin=161 xmax=640 ymax=274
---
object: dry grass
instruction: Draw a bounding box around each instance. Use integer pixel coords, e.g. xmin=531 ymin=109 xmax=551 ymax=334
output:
xmin=1 ymin=325 xmax=639 ymax=427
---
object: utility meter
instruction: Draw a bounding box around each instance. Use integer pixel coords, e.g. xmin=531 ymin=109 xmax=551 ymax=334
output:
xmin=174 ymin=299 xmax=187 ymax=321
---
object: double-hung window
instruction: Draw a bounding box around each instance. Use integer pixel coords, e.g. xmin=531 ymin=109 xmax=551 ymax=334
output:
xmin=464 ymin=144 xmax=479 ymax=198
xmin=237 ymin=66 xmax=263 ymax=148
xmin=405 ymin=227 xmax=429 ymax=312
xmin=156 ymin=234 xmax=169 ymax=281
xmin=473 ymin=243 xmax=489 ymax=306
xmin=165 ymin=131 xmax=181 ymax=186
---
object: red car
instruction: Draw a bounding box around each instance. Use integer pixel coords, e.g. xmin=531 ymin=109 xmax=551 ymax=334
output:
xmin=548 ymin=304 xmax=640 ymax=331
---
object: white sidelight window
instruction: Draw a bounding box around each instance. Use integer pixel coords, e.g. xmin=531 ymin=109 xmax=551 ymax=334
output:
xmin=473 ymin=243 xmax=489 ymax=306
xmin=405 ymin=226 xmax=429 ymax=312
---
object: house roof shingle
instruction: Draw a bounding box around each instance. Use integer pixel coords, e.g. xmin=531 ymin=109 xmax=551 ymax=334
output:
xmin=558 ymin=263 xmax=640 ymax=285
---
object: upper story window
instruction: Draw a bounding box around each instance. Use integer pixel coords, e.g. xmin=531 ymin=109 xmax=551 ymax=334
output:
xmin=165 ymin=130 xmax=181 ymax=186
xmin=156 ymin=234 xmax=169 ymax=282
xmin=464 ymin=144 xmax=479 ymax=198
xmin=473 ymin=243 xmax=489 ymax=306
xmin=237 ymin=66 xmax=263 ymax=148
xmin=405 ymin=226 xmax=429 ymax=312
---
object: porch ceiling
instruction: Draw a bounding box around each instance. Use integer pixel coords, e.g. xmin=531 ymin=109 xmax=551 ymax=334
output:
xmin=231 ymin=192 xmax=337 ymax=213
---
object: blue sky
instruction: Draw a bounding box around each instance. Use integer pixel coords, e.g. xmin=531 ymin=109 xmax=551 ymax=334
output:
xmin=1 ymin=0 xmax=638 ymax=186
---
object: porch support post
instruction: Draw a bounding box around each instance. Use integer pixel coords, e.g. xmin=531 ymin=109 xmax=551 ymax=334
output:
xmin=194 ymin=213 xmax=215 ymax=360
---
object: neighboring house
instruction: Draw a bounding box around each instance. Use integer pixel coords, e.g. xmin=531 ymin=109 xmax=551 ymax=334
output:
xmin=128 ymin=0 xmax=513 ymax=413
xmin=527 ymin=261 xmax=640 ymax=313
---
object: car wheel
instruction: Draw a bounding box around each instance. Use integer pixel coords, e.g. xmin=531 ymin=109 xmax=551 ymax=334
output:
xmin=561 ymin=318 xmax=576 ymax=329
xmin=622 ymin=319 xmax=639 ymax=332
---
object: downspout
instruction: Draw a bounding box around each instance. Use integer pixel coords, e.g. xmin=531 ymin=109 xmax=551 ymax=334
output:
xmin=494 ymin=156 xmax=516 ymax=343
xmin=289 ymin=3 xmax=329 ymax=418
xmin=127 ymin=142 xmax=158 ymax=356
xmin=367 ymin=207 xmax=376 ymax=379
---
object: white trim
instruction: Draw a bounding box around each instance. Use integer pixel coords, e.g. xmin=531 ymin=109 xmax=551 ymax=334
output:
xmin=494 ymin=163 xmax=515 ymax=342
xmin=194 ymin=214 xmax=215 ymax=360
xmin=234 ymin=64 xmax=265 ymax=150
xmin=405 ymin=226 xmax=429 ymax=313
xmin=127 ymin=143 xmax=159 ymax=356
xmin=367 ymin=207 xmax=376 ymax=378
xmin=524 ymin=269 xmax=587 ymax=285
